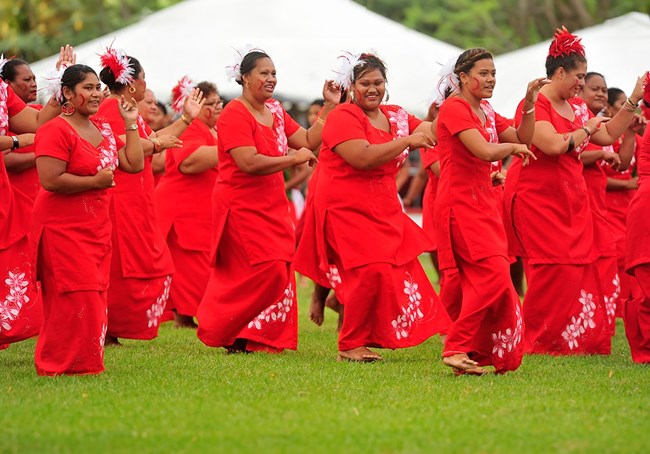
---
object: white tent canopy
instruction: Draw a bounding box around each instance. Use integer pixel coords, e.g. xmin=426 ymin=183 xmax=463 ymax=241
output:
xmin=30 ymin=0 xmax=461 ymax=117
xmin=491 ymin=12 xmax=650 ymax=118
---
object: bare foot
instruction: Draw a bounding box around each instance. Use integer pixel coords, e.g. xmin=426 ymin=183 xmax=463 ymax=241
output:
xmin=325 ymin=293 xmax=342 ymax=313
xmin=174 ymin=313 xmax=198 ymax=329
xmin=443 ymin=353 xmax=487 ymax=375
xmin=104 ymin=335 xmax=122 ymax=347
xmin=309 ymin=291 xmax=326 ymax=326
xmin=338 ymin=346 xmax=382 ymax=362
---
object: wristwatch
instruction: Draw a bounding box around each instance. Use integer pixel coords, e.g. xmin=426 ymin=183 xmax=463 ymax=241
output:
xmin=125 ymin=123 xmax=138 ymax=131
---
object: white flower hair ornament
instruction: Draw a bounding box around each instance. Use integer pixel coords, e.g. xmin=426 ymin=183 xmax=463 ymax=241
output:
xmin=98 ymin=44 xmax=134 ymax=85
xmin=434 ymin=54 xmax=461 ymax=106
xmin=171 ymin=75 xmax=196 ymax=114
xmin=225 ymin=44 xmax=265 ymax=83
xmin=332 ymin=51 xmax=363 ymax=91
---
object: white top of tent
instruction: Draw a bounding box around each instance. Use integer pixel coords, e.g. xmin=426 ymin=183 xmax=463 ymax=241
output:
xmin=491 ymin=12 xmax=650 ymax=118
xmin=30 ymin=0 xmax=461 ymax=117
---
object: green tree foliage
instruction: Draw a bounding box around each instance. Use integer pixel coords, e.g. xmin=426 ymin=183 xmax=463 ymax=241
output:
xmin=356 ymin=0 xmax=650 ymax=54
xmin=0 ymin=0 xmax=182 ymax=61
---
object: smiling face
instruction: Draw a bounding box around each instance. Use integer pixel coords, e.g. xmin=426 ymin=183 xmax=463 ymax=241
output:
xmin=351 ymin=68 xmax=385 ymax=112
xmin=242 ymin=57 xmax=276 ymax=100
xmin=554 ymin=62 xmax=587 ymax=100
xmin=63 ymin=72 xmax=103 ymax=116
xmin=580 ymin=74 xmax=607 ymax=114
xmin=7 ymin=64 xmax=37 ymax=103
xmin=459 ymin=58 xmax=496 ymax=100
xmin=138 ymin=89 xmax=158 ymax=123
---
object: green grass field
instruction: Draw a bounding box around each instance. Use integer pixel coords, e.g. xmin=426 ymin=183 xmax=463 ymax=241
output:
xmin=2 ymin=261 xmax=650 ymax=454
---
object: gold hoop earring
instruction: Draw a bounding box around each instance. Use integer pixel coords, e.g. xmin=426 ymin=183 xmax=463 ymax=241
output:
xmin=128 ymin=86 xmax=136 ymax=94
xmin=61 ymin=101 xmax=75 ymax=116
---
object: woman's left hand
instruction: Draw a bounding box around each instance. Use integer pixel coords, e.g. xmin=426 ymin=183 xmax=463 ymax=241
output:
xmin=524 ymin=77 xmax=550 ymax=104
xmin=490 ymin=170 xmax=506 ymax=186
xmin=629 ymin=114 xmax=647 ymax=136
xmin=183 ymin=88 xmax=206 ymax=120
xmin=322 ymin=80 xmax=343 ymax=106
xmin=55 ymin=44 xmax=76 ymax=70
xmin=602 ymin=150 xmax=622 ymax=170
xmin=118 ymin=96 xmax=140 ymax=123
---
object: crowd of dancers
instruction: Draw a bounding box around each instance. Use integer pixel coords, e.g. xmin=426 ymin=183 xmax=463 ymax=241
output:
xmin=1 ymin=27 xmax=649 ymax=376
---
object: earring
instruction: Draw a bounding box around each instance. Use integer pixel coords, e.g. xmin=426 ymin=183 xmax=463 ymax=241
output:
xmin=128 ymin=85 xmax=136 ymax=94
xmin=61 ymin=101 xmax=75 ymax=116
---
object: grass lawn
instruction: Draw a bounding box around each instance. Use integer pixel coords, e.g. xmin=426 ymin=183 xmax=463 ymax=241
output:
xmin=1 ymin=260 xmax=649 ymax=454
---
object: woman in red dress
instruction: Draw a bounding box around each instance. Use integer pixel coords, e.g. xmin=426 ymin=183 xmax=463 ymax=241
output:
xmin=578 ymin=72 xmax=626 ymax=331
xmin=624 ymin=83 xmax=650 ymax=362
xmin=197 ymin=48 xmax=339 ymax=353
xmin=296 ymin=53 xmax=450 ymax=362
xmin=33 ymin=64 xmax=144 ymax=375
xmin=604 ymin=87 xmax=645 ymax=312
xmin=0 ymin=48 xmax=73 ymax=350
xmin=503 ymin=28 xmax=646 ymax=355
xmin=96 ymin=47 xmax=204 ymax=341
xmin=435 ymin=48 xmax=541 ymax=374
xmin=1 ymin=58 xmax=42 ymax=202
xmin=154 ymin=81 xmax=221 ymax=324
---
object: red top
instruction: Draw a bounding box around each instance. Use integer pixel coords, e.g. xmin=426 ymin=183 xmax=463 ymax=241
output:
xmin=420 ymin=146 xmax=440 ymax=248
xmin=211 ymin=99 xmax=300 ymax=264
xmin=155 ymin=119 xmax=218 ymax=250
xmin=94 ymin=97 xmax=173 ymax=278
xmin=504 ymin=94 xmax=613 ymax=263
xmin=604 ymin=134 xmax=640 ymax=181
xmin=32 ymin=116 xmax=123 ymax=292
xmin=435 ymin=97 xmax=511 ymax=269
xmin=626 ymin=125 xmax=650 ymax=270
xmin=312 ymin=103 xmax=430 ymax=270
xmin=0 ymin=82 xmax=29 ymax=249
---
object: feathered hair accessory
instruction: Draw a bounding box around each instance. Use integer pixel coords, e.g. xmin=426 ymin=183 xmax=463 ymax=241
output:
xmin=548 ymin=27 xmax=585 ymax=58
xmin=0 ymin=54 xmax=8 ymax=78
xmin=434 ymin=54 xmax=462 ymax=106
xmin=98 ymin=44 xmax=134 ymax=85
xmin=225 ymin=44 xmax=265 ymax=82
xmin=40 ymin=66 xmax=67 ymax=103
xmin=332 ymin=51 xmax=363 ymax=90
xmin=171 ymin=75 xmax=196 ymax=113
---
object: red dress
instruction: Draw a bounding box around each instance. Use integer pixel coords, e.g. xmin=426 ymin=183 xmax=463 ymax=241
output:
xmin=32 ymin=116 xmax=124 ymax=375
xmin=197 ymin=99 xmax=299 ymax=352
xmin=296 ymin=103 xmax=449 ymax=351
xmin=7 ymin=104 xmax=43 ymax=202
xmin=605 ymin=135 xmax=642 ymax=308
xmin=435 ymin=97 xmax=523 ymax=372
xmin=95 ymin=98 xmax=174 ymax=339
xmin=0 ymin=82 xmax=41 ymax=348
xmin=504 ymin=94 xmax=613 ymax=355
xmin=154 ymin=120 xmax=218 ymax=317
xmin=623 ymin=125 xmax=650 ymax=362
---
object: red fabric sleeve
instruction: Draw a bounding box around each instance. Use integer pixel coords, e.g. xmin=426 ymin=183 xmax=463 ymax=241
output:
xmin=494 ymin=111 xmax=511 ymax=135
xmin=173 ymin=122 xmax=211 ymax=169
xmin=323 ymin=105 xmax=367 ymax=149
xmin=95 ymin=98 xmax=125 ymax=134
xmin=408 ymin=112 xmax=422 ymax=132
xmin=34 ymin=119 xmax=71 ymax=162
xmin=442 ymin=98 xmax=477 ymax=136
xmin=421 ymin=146 xmax=440 ymax=168
xmin=283 ymin=108 xmax=300 ymax=138
xmin=6 ymin=85 xmax=27 ymax=117
xmin=218 ymin=101 xmax=256 ymax=152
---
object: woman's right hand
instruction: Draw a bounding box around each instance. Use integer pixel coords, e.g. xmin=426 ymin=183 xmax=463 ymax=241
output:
xmin=291 ymin=147 xmax=318 ymax=167
xmin=154 ymin=134 xmax=183 ymax=150
xmin=510 ymin=144 xmax=536 ymax=166
xmin=629 ymin=71 xmax=649 ymax=104
xmin=94 ymin=168 xmax=115 ymax=188
xmin=16 ymin=133 xmax=35 ymax=148
xmin=406 ymin=131 xmax=435 ymax=150
xmin=584 ymin=116 xmax=609 ymax=134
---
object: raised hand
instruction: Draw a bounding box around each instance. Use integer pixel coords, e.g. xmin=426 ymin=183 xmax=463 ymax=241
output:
xmin=55 ymin=44 xmax=76 ymax=70
xmin=183 ymin=88 xmax=205 ymax=120
xmin=629 ymin=71 xmax=649 ymax=104
xmin=118 ymin=95 xmax=140 ymax=124
xmin=524 ymin=77 xmax=550 ymax=104
xmin=322 ymin=80 xmax=343 ymax=106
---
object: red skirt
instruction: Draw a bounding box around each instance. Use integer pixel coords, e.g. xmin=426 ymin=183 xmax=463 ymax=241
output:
xmin=0 ymin=235 xmax=42 ymax=345
xmin=107 ymin=225 xmax=171 ymax=339
xmin=164 ymin=228 xmax=210 ymax=318
xmin=325 ymin=220 xmax=449 ymax=351
xmin=197 ymin=221 xmax=297 ymax=352
xmin=522 ymin=259 xmax=611 ymax=355
xmin=439 ymin=268 xmax=462 ymax=322
xmin=442 ymin=221 xmax=523 ymax=373
xmin=34 ymin=234 xmax=107 ymax=376
xmin=622 ymin=264 xmax=650 ymax=363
